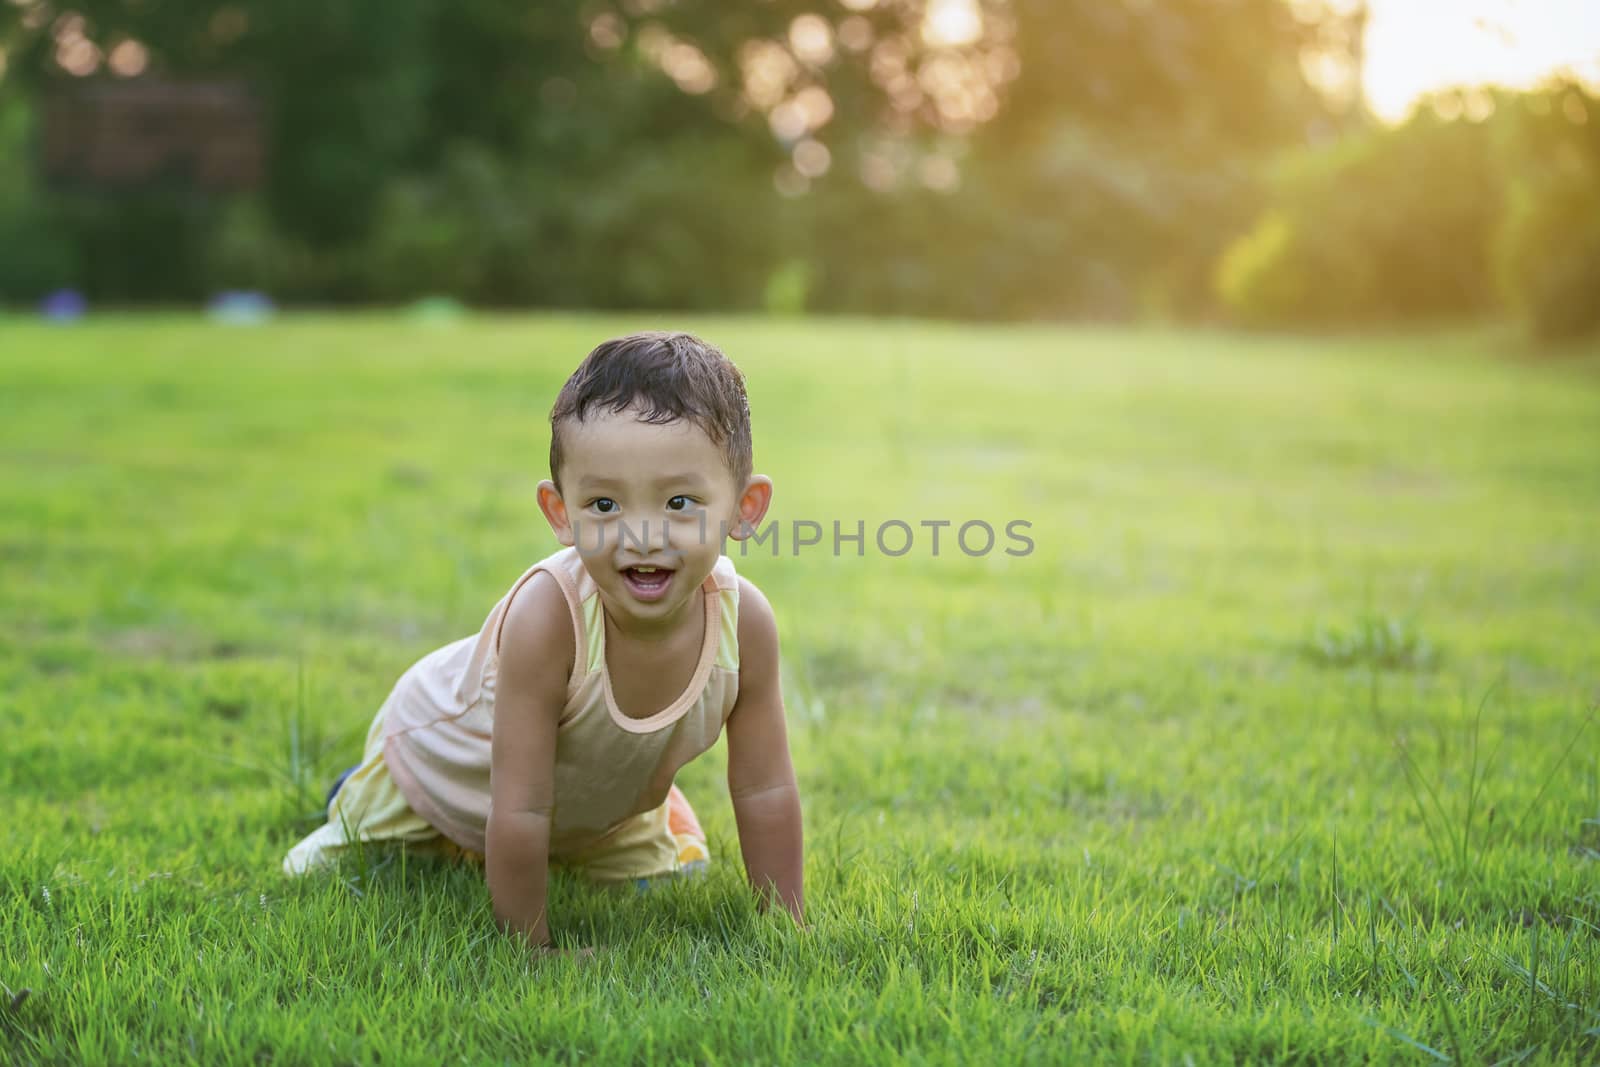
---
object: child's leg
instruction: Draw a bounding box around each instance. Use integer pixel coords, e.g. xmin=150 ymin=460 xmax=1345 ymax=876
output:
xmin=325 ymin=763 xmax=359 ymax=809
xmin=558 ymin=785 xmax=709 ymax=885
xmin=282 ymin=713 xmax=442 ymax=875
xmin=283 ymin=753 xmax=442 ymax=873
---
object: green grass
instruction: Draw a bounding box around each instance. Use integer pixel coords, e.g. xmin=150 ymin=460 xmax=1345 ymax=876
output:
xmin=3 ymin=314 xmax=1599 ymax=1064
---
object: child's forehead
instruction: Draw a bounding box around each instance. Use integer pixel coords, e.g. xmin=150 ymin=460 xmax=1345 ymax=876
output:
xmin=566 ymin=408 xmax=715 ymax=447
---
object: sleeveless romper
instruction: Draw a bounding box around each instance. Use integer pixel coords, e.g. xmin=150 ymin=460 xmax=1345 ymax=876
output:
xmin=283 ymin=546 xmax=741 ymax=881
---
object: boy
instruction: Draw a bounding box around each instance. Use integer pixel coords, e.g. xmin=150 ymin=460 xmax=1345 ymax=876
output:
xmin=283 ymin=332 xmax=804 ymax=951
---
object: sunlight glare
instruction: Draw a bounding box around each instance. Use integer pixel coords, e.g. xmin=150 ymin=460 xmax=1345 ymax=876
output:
xmin=1364 ymin=0 xmax=1600 ymax=122
xmin=923 ymin=0 xmax=983 ymax=49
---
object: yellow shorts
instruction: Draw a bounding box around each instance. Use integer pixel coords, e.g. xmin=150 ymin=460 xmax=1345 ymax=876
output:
xmin=282 ymin=717 xmax=709 ymax=883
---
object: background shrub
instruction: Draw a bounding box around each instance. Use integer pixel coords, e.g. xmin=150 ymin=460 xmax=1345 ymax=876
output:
xmin=1216 ymin=106 xmax=1507 ymax=327
xmin=1492 ymin=84 xmax=1600 ymax=342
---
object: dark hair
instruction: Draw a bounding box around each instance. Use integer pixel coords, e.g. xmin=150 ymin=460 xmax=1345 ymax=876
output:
xmin=549 ymin=331 xmax=753 ymax=490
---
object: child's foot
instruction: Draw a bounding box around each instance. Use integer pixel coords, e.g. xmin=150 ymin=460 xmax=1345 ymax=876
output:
xmin=633 ymin=855 xmax=709 ymax=891
xmin=673 ymin=834 xmax=711 ymax=877
xmin=283 ymin=822 xmax=345 ymax=876
xmin=634 ymin=786 xmax=711 ymax=889
xmin=667 ymin=784 xmax=710 ymax=875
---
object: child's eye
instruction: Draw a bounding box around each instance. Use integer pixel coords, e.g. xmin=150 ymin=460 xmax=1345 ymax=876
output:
xmin=591 ymin=498 xmax=618 ymax=514
xmin=666 ymin=495 xmax=696 ymax=512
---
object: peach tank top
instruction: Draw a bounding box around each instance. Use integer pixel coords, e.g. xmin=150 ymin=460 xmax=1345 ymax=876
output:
xmin=380 ymin=546 xmax=741 ymax=856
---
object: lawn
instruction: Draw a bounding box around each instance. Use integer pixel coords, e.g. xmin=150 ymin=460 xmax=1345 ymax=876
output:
xmin=2 ymin=314 xmax=1598 ymax=1064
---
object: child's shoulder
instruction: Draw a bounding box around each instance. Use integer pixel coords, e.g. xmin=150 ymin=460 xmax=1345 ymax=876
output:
xmin=733 ymin=572 xmax=770 ymax=611
xmin=495 ymin=567 xmax=575 ymax=668
xmin=734 ymin=575 xmax=780 ymax=672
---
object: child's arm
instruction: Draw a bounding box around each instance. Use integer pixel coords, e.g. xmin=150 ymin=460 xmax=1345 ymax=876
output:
xmin=485 ymin=572 xmax=573 ymax=950
xmin=725 ymin=579 xmax=804 ymax=923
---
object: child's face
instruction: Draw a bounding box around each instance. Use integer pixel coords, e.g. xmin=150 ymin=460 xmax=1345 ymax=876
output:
xmin=537 ymin=407 xmax=770 ymax=631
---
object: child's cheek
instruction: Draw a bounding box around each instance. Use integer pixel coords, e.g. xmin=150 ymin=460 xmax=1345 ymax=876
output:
xmin=669 ymin=510 xmax=715 ymax=552
xmin=569 ymin=515 xmax=618 ymax=556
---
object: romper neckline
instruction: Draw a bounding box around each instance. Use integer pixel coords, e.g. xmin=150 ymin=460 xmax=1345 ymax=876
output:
xmin=596 ymin=571 xmax=722 ymax=735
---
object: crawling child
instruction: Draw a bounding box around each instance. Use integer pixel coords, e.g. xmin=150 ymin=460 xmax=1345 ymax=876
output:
xmin=283 ymin=332 xmax=804 ymax=949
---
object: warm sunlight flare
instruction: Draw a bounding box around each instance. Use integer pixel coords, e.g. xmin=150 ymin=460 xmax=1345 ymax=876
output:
xmin=922 ymin=0 xmax=983 ymax=49
xmin=1364 ymin=0 xmax=1600 ymax=121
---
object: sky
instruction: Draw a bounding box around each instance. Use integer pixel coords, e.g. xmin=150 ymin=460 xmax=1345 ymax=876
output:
xmin=1359 ymin=0 xmax=1600 ymax=120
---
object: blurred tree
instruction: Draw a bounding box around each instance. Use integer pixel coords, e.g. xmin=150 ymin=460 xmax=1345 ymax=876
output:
xmin=0 ymin=0 xmax=1363 ymax=318
xmin=1214 ymin=79 xmax=1600 ymax=341
xmin=242 ymin=2 xmax=434 ymax=246
xmin=0 ymin=96 xmax=79 ymax=298
xmin=1216 ymin=101 xmax=1508 ymax=326
xmin=951 ymin=0 xmax=1354 ymax=318
xmin=1493 ymin=81 xmax=1600 ymax=341
xmin=988 ymin=0 xmax=1340 ymax=154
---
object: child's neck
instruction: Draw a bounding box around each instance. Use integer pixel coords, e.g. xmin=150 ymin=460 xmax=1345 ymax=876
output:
xmin=601 ymin=594 xmax=699 ymax=645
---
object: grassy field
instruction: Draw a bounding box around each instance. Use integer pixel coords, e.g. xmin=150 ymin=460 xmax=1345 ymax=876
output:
xmin=2 ymin=314 xmax=1598 ymax=1064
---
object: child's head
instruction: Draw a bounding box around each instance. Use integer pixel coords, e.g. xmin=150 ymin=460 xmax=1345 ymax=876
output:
xmin=547 ymin=332 xmax=752 ymax=494
xmin=536 ymin=332 xmax=772 ymax=627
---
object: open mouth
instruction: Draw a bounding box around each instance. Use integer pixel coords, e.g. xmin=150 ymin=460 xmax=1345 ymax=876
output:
xmin=621 ymin=565 xmax=675 ymax=602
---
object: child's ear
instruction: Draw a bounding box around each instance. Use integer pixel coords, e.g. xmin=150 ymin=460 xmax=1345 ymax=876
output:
xmin=537 ymin=480 xmax=576 ymax=547
xmin=728 ymin=475 xmax=774 ymax=541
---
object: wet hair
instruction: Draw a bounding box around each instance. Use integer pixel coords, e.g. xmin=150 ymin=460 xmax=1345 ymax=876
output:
xmin=548 ymin=331 xmax=753 ymax=491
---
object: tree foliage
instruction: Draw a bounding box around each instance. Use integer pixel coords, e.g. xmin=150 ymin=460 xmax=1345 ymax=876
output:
xmin=27 ymin=0 xmax=1598 ymax=340
xmin=1215 ymin=81 xmax=1600 ymax=339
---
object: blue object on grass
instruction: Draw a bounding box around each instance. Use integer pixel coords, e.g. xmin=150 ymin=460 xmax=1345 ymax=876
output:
xmin=41 ymin=289 xmax=87 ymax=322
xmin=207 ymin=290 xmax=276 ymax=325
